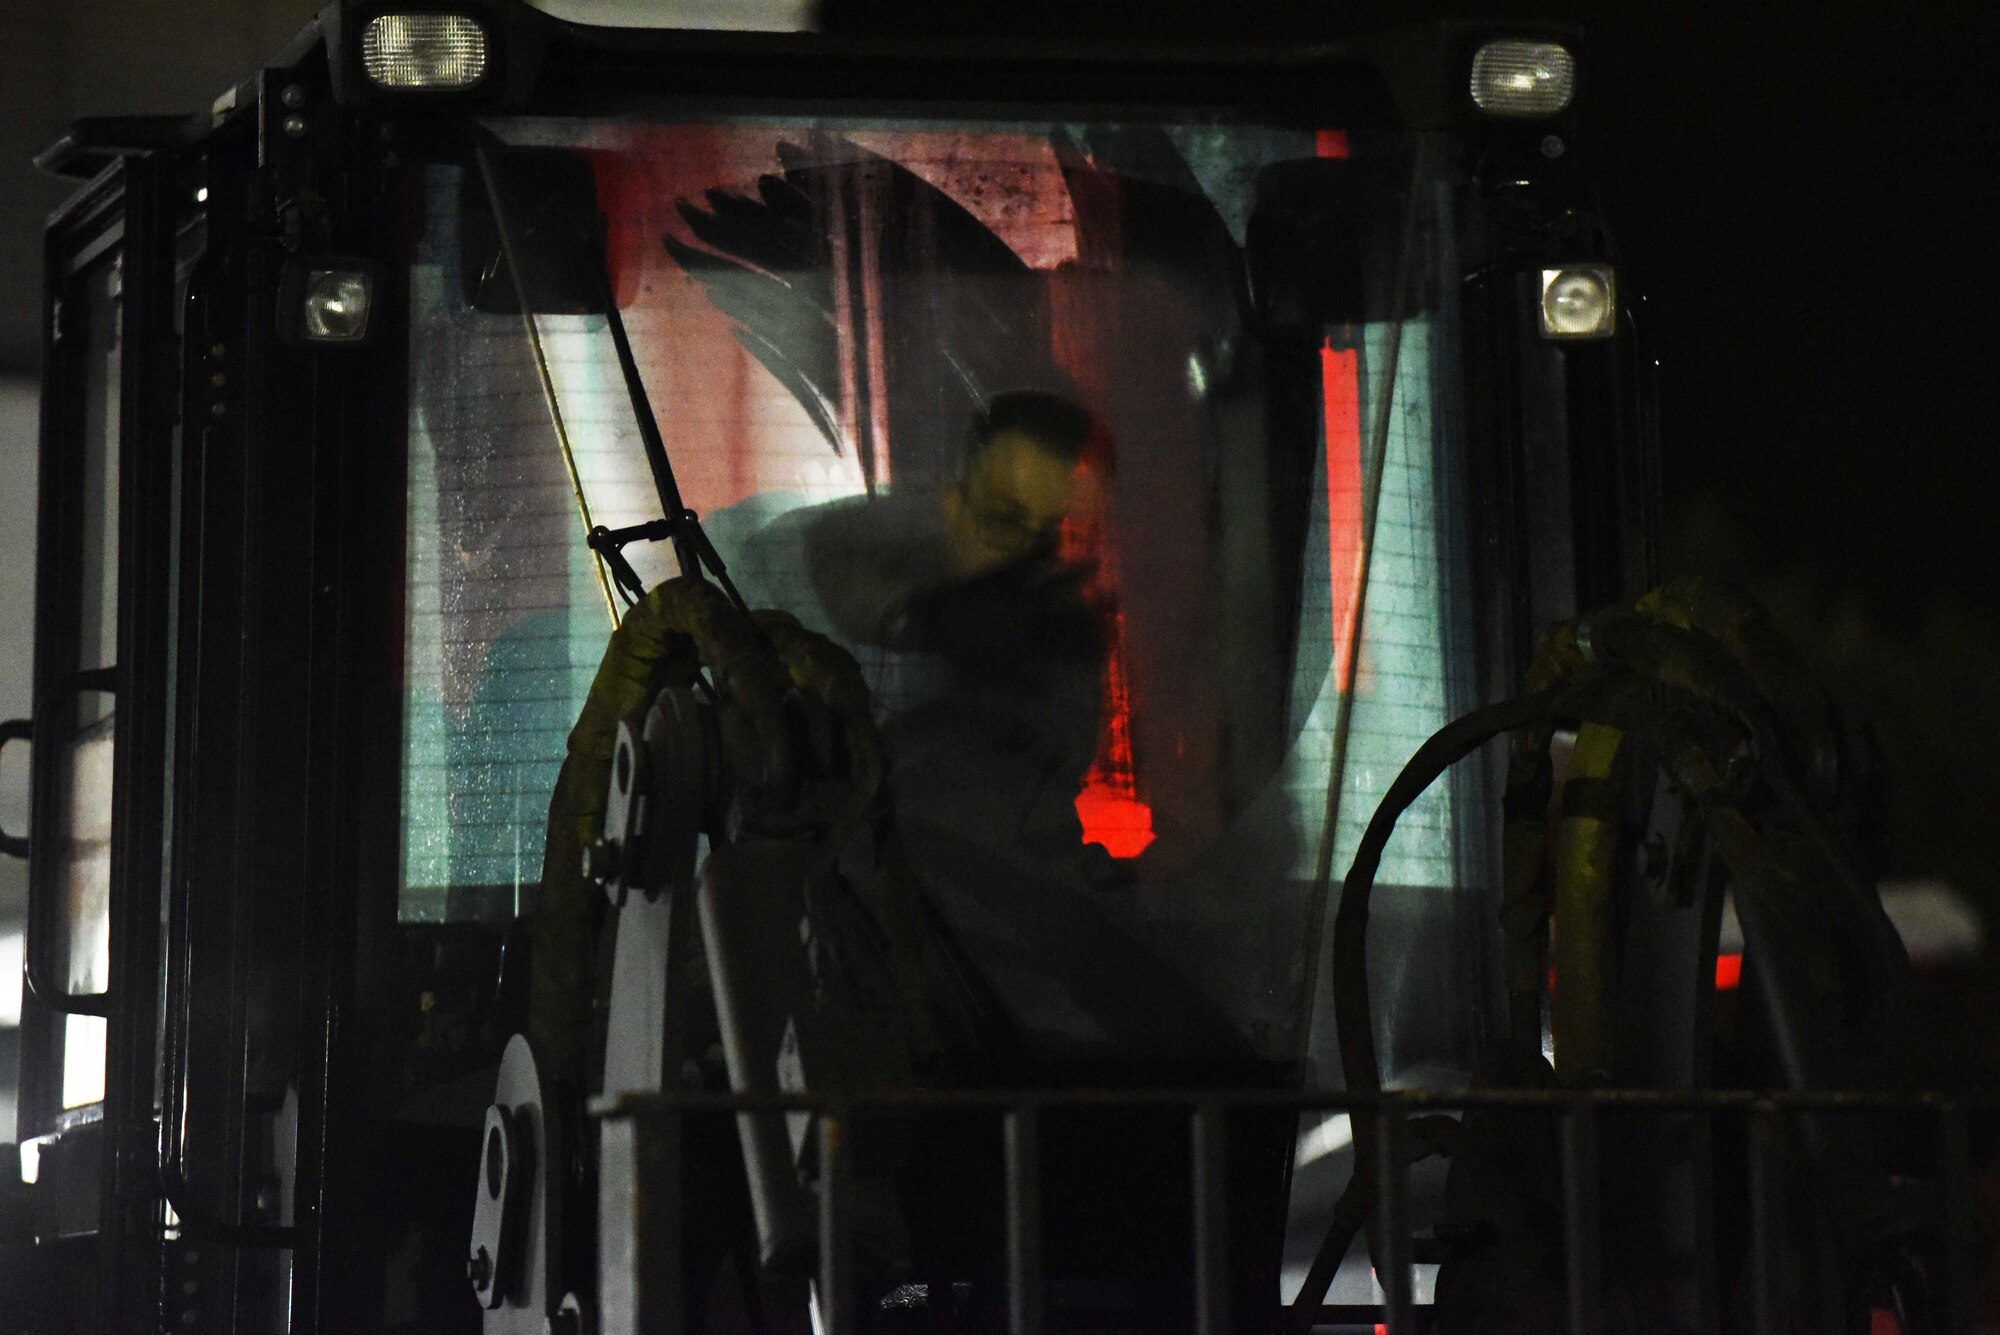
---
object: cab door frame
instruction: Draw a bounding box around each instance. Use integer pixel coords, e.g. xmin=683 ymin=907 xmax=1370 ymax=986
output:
xmin=14 ymin=147 xmax=179 ymax=1329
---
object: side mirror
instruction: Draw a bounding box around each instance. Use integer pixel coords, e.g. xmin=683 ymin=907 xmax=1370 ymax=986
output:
xmin=1245 ymin=154 xmax=1410 ymax=332
xmin=460 ymin=143 xmax=609 ymax=315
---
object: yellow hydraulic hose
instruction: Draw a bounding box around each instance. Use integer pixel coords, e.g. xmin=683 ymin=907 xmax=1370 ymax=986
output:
xmin=1550 ymin=721 xmax=1625 ymax=1086
xmin=528 ymin=576 xmax=919 ymax=1081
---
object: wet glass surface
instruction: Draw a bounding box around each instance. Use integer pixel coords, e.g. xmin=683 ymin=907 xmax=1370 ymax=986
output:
xmin=397 ymin=114 xmax=1490 ymax=1075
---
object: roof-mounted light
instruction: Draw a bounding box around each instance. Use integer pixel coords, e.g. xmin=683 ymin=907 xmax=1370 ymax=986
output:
xmin=1540 ymin=265 xmax=1617 ymax=340
xmin=277 ymin=258 xmax=382 ymax=346
xmin=1471 ymin=39 xmax=1576 ymax=118
xmin=302 ymin=269 xmax=376 ymax=342
xmin=361 ymin=13 xmax=490 ymax=90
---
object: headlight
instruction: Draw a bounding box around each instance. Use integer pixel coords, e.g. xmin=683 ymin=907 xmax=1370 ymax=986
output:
xmin=303 ymin=270 xmax=375 ymax=342
xmin=361 ymin=13 xmax=489 ymax=90
xmin=1471 ymin=39 xmax=1576 ymax=118
xmin=1540 ymin=265 xmax=1617 ymax=340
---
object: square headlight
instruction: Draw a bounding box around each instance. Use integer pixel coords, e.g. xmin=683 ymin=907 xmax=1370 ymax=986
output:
xmin=1472 ymin=39 xmax=1577 ymax=118
xmin=1540 ymin=265 xmax=1617 ymax=340
xmin=362 ymin=13 xmax=489 ymax=90
xmin=303 ymin=269 xmax=375 ymax=342
xmin=277 ymin=258 xmax=382 ymax=346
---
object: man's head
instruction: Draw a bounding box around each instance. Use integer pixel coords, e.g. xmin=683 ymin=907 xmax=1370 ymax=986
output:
xmin=941 ymin=390 xmax=1097 ymax=579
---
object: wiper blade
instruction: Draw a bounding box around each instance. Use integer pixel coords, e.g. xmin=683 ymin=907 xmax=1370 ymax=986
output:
xmin=472 ymin=133 xmax=749 ymax=615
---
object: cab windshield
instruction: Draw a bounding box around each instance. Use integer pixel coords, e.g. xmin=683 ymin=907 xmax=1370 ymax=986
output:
xmin=395 ymin=109 xmax=1493 ymax=1088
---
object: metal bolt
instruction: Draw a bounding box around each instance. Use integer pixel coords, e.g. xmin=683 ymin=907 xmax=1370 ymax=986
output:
xmin=282 ymin=115 xmax=307 ymax=138
xmin=209 ymin=401 xmax=227 ymax=418
xmin=209 ymin=344 xmax=225 ymax=359
xmin=581 ymin=840 xmax=621 ymax=882
xmin=210 ymin=372 xmax=226 ymax=388
xmin=468 ymin=1246 xmax=493 ymax=1289
xmin=281 ymin=84 xmax=306 ymax=109
xmin=1540 ymin=134 xmax=1566 ymax=159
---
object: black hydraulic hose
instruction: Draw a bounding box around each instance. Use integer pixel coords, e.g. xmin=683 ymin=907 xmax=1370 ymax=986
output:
xmin=1310 ymin=607 xmax=1905 ymax=1307
xmin=1586 ymin=614 xmax=1910 ymax=994
xmin=1286 ymin=688 xmax=1562 ymax=1312
xmin=1333 ymin=689 xmax=1565 ymax=1103
xmin=1326 ymin=619 xmax=1899 ymax=1106
xmin=1290 ymin=1173 xmax=1371 ymax=1313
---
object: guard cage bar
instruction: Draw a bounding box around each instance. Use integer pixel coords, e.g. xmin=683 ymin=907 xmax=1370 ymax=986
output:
xmin=593 ymin=1086 xmax=1985 ymax=1335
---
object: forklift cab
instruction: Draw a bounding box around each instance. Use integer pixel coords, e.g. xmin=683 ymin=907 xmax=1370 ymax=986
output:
xmin=1 ymin=5 xmax=1689 ymax=1332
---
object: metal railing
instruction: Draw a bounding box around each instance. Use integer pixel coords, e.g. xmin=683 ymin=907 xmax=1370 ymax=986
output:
xmin=594 ymin=1086 xmax=1986 ymax=1335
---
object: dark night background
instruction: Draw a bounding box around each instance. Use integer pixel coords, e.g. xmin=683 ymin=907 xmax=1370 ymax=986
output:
xmin=1603 ymin=2 xmax=2000 ymax=1085
xmin=0 ymin=0 xmax=1995 ymax=1132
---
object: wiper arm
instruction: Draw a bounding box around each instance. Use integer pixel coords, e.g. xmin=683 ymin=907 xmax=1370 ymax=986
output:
xmin=473 ymin=134 xmax=749 ymax=615
xmin=585 ymin=514 xmax=743 ymax=614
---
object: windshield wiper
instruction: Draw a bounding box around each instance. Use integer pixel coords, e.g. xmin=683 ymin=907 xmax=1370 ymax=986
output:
xmin=472 ymin=133 xmax=749 ymax=616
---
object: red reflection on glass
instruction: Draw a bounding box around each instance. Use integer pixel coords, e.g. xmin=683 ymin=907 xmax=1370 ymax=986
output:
xmin=1317 ymin=127 xmax=1364 ymax=692
xmin=1074 ymin=610 xmax=1156 ymax=859
xmin=1322 ymin=341 xmax=1364 ymax=690
xmin=1715 ymin=953 xmax=1743 ymax=991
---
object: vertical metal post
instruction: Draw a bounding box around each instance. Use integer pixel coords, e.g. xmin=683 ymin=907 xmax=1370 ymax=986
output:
xmin=1940 ymin=1102 xmax=1977 ymax=1335
xmin=1560 ymin=1099 xmax=1602 ymax=1335
xmin=1747 ymin=1102 xmax=1786 ymax=1334
xmin=1374 ymin=1100 xmax=1414 ymax=1335
xmin=598 ymin=1111 xmax=684 ymax=1335
xmin=1004 ymin=1109 xmax=1044 ymax=1335
xmin=818 ymin=1111 xmax=854 ymax=1335
xmin=1191 ymin=1104 xmax=1230 ymax=1335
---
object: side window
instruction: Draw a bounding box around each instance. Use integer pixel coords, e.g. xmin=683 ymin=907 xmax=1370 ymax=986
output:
xmin=16 ymin=191 xmax=130 ymax=1140
xmin=46 ymin=249 xmax=123 ymax=1110
xmin=398 ymin=164 xmax=608 ymax=921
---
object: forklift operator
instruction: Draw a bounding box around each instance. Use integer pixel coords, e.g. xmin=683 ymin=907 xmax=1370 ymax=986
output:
xmin=708 ymin=389 xmax=1258 ymax=1061
xmin=725 ymin=390 xmax=1101 ymax=655
xmin=529 ymin=391 xmax=1112 ymax=1079
xmin=712 ymin=388 xmax=1108 ymax=861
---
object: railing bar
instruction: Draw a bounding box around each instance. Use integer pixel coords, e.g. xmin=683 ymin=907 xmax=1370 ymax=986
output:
xmin=1747 ymin=1102 xmax=1786 ymax=1334
xmin=595 ymin=1086 xmax=1992 ymax=1118
xmin=1004 ymin=1109 xmax=1044 ymax=1335
xmin=1192 ymin=1104 xmax=1230 ymax=1335
xmin=1374 ymin=1100 xmax=1414 ymax=1335
xmin=1941 ymin=1102 xmax=1977 ymax=1335
xmin=817 ymin=1112 xmax=853 ymax=1335
xmin=1561 ymin=1100 xmax=1602 ymax=1335
xmin=1300 ymin=1305 xmax=1397 ymax=1325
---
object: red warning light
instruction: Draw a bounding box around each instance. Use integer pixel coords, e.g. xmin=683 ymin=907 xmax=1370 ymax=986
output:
xmin=1715 ymin=954 xmax=1743 ymax=991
